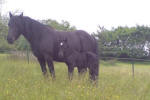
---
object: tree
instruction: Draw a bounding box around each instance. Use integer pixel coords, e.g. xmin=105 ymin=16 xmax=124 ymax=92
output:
xmin=94 ymin=25 xmax=150 ymax=59
xmin=41 ymin=19 xmax=76 ymax=31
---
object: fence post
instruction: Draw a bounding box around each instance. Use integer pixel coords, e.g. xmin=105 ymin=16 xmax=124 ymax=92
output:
xmin=26 ymin=47 xmax=29 ymax=64
xmin=132 ymin=61 xmax=134 ymax=77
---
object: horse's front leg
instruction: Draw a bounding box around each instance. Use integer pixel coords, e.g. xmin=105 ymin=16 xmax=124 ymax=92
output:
xmin=47 ymin=58 xmax=55 ymax=79
xmin=77 ymin=66 xmax=87 ymax=80
xmin=68 ymin=66 xmax=74 ymax=80
xmin=78 ymin=66 xmax=87 ymax=75
xmin=37 ymin=57 xmax=47 ymax=76
xmin=66 ymin=63 xmax=74 ymax=80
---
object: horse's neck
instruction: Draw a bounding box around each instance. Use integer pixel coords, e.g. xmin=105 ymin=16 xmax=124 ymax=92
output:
xmin=22 ymin=18 xmax=53 ymax=46
xmin=21 ymin=18 xmax=33 ymax=43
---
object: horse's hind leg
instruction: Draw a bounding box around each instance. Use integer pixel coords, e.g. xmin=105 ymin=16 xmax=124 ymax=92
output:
xmin=47 ymin=58 xmax=55 ymax=79
xmin=37 ymin=57 xmax=47 ymax=76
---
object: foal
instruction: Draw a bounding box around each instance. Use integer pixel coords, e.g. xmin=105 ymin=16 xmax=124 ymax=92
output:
xmin=58 ymin=38 xmax=99 ymax=80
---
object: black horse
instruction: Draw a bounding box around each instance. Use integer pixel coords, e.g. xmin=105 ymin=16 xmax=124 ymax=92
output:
xmin=58 ymin=38 xmax=99 ymax=80
xmin=7 ymin=12 xmax=99 ymax=81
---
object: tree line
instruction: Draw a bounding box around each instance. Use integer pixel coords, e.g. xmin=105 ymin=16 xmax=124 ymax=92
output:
xmin=93 ymin=25 xmax=150 ymax=59
xmin=0 ymin=15 xmax=150 ymax=59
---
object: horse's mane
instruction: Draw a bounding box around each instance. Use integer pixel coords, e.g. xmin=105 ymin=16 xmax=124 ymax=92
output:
xmin=22 ymin=16 xmax=54 ymax=30
xmin=22 ymin=16 xmax=46 ymax=27
xmin=17 ymin=16 xmax=55 ymax=43
xmin=22 ymin=16 xmax=55 ymax=34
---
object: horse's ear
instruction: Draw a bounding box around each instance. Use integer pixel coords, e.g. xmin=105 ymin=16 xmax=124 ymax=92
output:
xmin=20 ymin=12 xmax=23 ymax=17
xmin=9 ymin=12 xmax=13 ymax=18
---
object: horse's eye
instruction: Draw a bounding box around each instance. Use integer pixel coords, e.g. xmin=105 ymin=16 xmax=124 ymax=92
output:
xmin=60 ymin=42 xmax=63 ymax=46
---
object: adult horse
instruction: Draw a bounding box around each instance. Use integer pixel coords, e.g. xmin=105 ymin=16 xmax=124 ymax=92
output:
xmin=7 ymin=12 xmax=99 ymax=81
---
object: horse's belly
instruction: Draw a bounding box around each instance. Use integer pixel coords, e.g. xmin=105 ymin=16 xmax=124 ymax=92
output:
xmin=53 ymin=57 xmax=66 ymax=62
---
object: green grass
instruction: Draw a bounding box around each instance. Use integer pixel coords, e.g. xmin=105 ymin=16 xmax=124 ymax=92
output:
xmin=0 ymin=54 xmax=150 ymax=100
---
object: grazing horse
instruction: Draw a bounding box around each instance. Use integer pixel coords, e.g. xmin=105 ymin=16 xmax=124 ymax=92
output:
xmin=7 ymin=12 xmax=99 ymax=81
xmin=58 ymin=37 xmax=99 ymax=80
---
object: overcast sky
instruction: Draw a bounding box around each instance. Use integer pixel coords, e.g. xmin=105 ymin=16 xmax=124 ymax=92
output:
xmin=2 ymin=0 xmax=150 ymax=33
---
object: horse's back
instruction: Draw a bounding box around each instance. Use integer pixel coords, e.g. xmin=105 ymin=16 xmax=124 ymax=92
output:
xmin=74 ymin=30 xmax=97 ymax=53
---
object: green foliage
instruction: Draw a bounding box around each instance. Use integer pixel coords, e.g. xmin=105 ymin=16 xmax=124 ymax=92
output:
xmin=42 ymin=19 xmax=76 ymax=31
xmin=94 ymin=25 xmax=150 ymax=59
xmin=15 ymin=36 xmax=30 ymax=50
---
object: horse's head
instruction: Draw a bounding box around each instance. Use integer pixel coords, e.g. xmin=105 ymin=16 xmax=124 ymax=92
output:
xmin=58 ymin=37 xmax=69 ymax=58
xmin=7 ymin=12 xmax=24 ymax=44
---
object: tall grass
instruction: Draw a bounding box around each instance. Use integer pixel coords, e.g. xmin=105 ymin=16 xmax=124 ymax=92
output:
xmin=0 ymin=54 xmax=150 ymax=100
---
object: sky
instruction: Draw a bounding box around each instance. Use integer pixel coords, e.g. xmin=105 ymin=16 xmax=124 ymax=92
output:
xmin=1 ymin=0 xmax=150 ymax=33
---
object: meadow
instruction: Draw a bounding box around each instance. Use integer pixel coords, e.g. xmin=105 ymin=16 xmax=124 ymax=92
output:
xmin=0 ymin=54 xmax=150 ymax=100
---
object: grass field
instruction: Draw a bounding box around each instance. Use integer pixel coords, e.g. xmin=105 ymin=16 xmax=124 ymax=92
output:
xmin=0 ymin=54 xmax=150 ymax=100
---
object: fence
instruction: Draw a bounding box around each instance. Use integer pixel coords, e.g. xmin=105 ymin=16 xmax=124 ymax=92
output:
xmin=100 ymin=57 xmax=150 ymax=77
xmin=1 ymin=50 xmax=150 ymax=77
xmin=0 ymin=49 xmax=36 ymax=63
